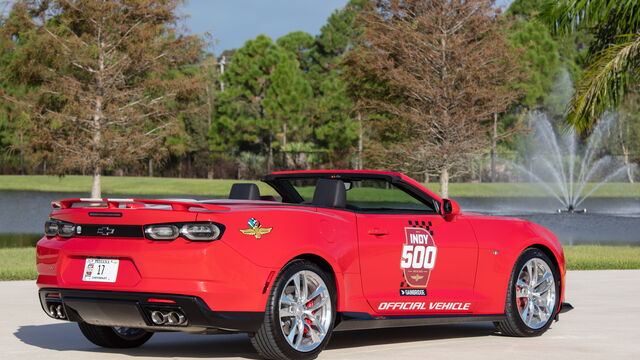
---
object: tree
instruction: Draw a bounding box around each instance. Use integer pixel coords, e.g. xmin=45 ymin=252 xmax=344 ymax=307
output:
xmin=606 ymin=88 xmax=640 ymax=183
xmin=314 ymin=71 xmax=359 ymax=168
xmin=163 ymin=55 xmax=217 ymax=179
xmin=210 ymin=35 xmax=279 ymax=165
xmin=0 ymin=0 xmax=204 ymax=197
xmin=276 ymin=31 xmax=315 ymax=73
xmin=263 ymin=49 xmax=313 ymax=168
xmin=508 ymin=19 xmax=561 ymax=109
xmin=211 ymin=35 xmax=311 ymax=171
xmin=344 ymin=0 xmax=519 ymax=197
xmin=545 ymin=0 xmax=640 ymax=131
xmin=310 ymin=0 xmax=366 ymax=168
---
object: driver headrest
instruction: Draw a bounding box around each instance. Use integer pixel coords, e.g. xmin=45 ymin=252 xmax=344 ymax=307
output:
xmin=229 ymin=183 xmax=260 ymax=200
xmin=312 ymin=179 xmax=346 ymax=208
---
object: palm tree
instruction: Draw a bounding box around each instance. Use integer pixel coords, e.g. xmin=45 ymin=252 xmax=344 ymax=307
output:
xmin=546 ymin=0 xmax=640 ymax=132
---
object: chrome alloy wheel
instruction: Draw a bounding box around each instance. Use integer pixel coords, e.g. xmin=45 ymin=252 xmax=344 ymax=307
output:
xmin=516 ymin=258 xmax=556 ymax=329
xmin=278 ymin=270 xmax=332 ymax=352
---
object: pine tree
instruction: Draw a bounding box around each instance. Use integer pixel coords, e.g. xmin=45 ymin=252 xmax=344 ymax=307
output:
xmin=211 ymin=35 xmax=312 ymax=171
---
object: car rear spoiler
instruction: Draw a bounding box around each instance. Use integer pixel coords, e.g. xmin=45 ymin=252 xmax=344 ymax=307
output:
xmin=51 ymin=198 xmax=229 ymax=212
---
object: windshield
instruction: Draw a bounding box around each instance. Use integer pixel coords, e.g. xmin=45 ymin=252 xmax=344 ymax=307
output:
xmin=268 ymin=175 xmax=438 ymax=213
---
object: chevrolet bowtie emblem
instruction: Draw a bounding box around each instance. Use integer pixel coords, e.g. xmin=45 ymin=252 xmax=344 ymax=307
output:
xmin=239 ymin=218 xmax=272 ymax=239
xmin=97 ymin=226 xmax=115 ymax=236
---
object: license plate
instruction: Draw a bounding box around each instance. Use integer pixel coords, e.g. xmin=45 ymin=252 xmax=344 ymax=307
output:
xmin=82 ymin=258 xmax=119 ymax=283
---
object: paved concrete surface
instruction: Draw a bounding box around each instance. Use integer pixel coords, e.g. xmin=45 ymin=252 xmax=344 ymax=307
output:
xmin=1 ymin=270 xmax=638 ymax=359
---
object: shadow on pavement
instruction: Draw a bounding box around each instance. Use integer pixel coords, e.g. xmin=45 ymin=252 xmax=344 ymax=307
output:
xmin=14 ymin=323 xmax=260 ymax=359
xmin=328 ymin=322 xmax=496 ymax=349
xmin=15 ymin=322 xmax=496 ymax=358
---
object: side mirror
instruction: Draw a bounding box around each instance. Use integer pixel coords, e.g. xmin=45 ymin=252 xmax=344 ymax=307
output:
xmin=442 ymin=199 xmax=460 ymax=221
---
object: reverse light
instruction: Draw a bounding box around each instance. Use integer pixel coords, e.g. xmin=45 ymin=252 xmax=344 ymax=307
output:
xmin=144 ymin=225 xmax=179 ymax=240
xmin=58 ymin=223 xmax=76 ymax=237
xmin=180 ymin=223 xmax=221 ymax=241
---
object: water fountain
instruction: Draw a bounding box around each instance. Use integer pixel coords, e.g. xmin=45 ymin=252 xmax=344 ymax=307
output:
xmin=509 ymin=112 xmax=633 ymax=214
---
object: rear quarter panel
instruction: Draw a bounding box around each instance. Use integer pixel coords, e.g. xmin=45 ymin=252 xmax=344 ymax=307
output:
xmin=196 ymin=206 xmax=368 ymax=312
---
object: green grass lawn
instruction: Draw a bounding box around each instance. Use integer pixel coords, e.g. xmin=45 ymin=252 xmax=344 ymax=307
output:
xmin=1 ymin=245 xmax=638 ymax=281
xmin=0 ymin=248 xmax=37 ymax=280
xmin=0 ymin=175 xmax=638 ymax=198
xmin=564 ymin=246 xmax=640 ymax=270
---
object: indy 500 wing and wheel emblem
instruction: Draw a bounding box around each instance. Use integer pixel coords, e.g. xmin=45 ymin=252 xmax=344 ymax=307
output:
xmin=36 ymin=170 xmax=572 ymax=360
xmin=240 ymin=218 xmax=273 ymax=239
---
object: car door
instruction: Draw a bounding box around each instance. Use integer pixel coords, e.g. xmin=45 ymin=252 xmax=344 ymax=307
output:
xmin=350 ymin=180 xmax=479 ymax=315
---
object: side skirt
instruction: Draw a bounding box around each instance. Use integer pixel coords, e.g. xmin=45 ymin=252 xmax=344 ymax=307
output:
xmin=334 ymin=312 xmax=506 ymax=332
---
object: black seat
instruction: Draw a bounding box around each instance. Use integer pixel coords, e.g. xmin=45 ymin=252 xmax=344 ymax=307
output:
xmin=229 ymin=183 xmax=260 ymax=200
xmin=312 ymin=179 xmax=346 ymax=208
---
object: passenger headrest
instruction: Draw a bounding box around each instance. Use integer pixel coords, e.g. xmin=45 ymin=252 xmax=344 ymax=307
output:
xmin=229 ymin=183 xmax=260 ymax=200
xmin=312 ymin=179 xmax=346 ymax=208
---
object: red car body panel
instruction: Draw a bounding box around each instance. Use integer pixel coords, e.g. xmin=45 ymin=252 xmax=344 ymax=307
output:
xmin=36 ymin=170 xmax=567 ymax=331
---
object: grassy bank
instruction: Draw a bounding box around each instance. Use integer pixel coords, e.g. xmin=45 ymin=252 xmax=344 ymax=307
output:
xmin=0 ymin=233 xmax=41 ymax=248
xmin=0 ymin=175 xmax=638 ymax=198
xmin=1 ymin=245 xmax=638 ymax=281
xmin=564 ymin=246 xmax=640 ymax=270
xmin=0 ymin=248 xmax=37 ymax=280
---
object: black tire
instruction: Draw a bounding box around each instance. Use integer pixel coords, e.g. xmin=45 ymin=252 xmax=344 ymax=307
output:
xmin=250 ymin=260 xmax=337 ymax=360
xmin=495 ymin=248 xmax=560 ymax=337
xmin=78 ymin=322 xmax=153 ymax=348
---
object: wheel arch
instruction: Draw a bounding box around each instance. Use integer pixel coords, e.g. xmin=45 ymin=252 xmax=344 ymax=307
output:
xmin=283 ymin=253 xmax=346 ymax=311
xmin=290 ymin=253 xmax=336 ymax=281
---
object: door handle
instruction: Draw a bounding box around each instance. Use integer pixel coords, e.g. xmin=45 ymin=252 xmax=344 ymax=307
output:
xmin=368 ymin=228 xmax=389 ymax=236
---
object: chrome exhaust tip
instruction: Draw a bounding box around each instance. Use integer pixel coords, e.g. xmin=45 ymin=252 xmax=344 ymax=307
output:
xmin=149 ymin=310 xmax=186 ymax=326
xmin=48 ymin=304 xmax=57 ymax=317
xmin=55 ymin=304 xmax=65 ymax=319
xmin=166 ymin=311 xmax=185 ymax=325
xmin=150 ymin=310 xmax=166 ymax=325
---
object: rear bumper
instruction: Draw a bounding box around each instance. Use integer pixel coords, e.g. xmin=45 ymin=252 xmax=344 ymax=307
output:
xmin=39 ymin=288 xmax=264 ymax=333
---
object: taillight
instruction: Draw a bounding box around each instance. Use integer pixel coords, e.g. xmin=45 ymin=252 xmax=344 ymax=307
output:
xmin=144 ymin=225 xmax=179 ymax=240
xmin=44 ymin=220 xmax=75 ymax=237
xmin=144 ymin=222 xmax=223 ymax=241
xmin=44 ymin=220 xmax=59 ymax=236
xmin=180 ymin=223 xmax=221 ymax=241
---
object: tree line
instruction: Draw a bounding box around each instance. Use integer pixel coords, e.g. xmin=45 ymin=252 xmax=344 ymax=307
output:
xmin=0 ymin=0 xmax=638 ymax=197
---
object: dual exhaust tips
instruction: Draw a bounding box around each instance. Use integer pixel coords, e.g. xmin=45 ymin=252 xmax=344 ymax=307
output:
xmin=47 ymin=303 xmax=66 ymax=320
xmin=150 ymin=310 xmax=186 ymax=326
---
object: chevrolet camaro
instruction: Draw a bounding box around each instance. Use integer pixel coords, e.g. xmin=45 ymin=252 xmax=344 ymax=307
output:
xmin=36 ymin=170 xmax=572 ymax=360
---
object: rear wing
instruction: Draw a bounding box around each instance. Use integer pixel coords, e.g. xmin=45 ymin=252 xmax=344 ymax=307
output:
xmin=51 ymin=198 xmax=229 ymax=212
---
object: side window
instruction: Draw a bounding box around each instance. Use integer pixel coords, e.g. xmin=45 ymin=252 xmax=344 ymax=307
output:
xmin=346 ymin=179 xmax=436 ymax=212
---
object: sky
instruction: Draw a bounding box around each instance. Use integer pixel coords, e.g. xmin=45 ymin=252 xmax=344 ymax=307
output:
xmin=181 ymin=0 xmax=350 ymax=55
xmin=183 ymin=0 xmax=516 ymax=55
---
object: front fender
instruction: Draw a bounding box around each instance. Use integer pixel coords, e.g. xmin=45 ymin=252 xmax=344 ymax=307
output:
xmin=466 ymin=215 xmax=565 ymax=314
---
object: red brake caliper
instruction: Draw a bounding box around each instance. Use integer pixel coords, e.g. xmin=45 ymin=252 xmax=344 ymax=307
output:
xmin=304 ymin=300 xmax=314 ymax=333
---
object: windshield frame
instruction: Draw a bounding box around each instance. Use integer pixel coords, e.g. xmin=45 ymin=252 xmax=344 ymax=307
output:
xmin=262 ymin=172 xmax=440 ymax=214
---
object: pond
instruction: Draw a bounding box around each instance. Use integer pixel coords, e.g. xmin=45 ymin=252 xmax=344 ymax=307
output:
xmin=0 ymin=190 xmax=638 ymax=246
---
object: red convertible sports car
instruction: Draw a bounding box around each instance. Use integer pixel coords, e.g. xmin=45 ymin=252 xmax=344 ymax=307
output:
xmin=36 ymin=170 xmax=572 ymax=360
